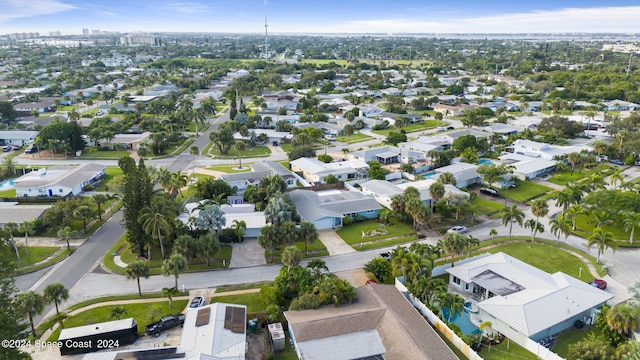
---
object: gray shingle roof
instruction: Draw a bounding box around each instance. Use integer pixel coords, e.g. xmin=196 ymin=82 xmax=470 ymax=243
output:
xmin=289 ymin=189 xmax=381 ymax=222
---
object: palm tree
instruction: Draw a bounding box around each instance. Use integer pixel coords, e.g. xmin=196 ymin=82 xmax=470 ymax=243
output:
xmin=524 ymin=219 xmax=545 ymax=245
xmin=110 ymin=305 xmax=128 ymax=320
xmin=264 ymin=193 xmax=294 ymax=228
xmin=623 ymin=211 xmax=640 ymax=244
xmin=258 ymin=225 xmax=280 ymax=262
xmin=20 ymin=220 xmax=35 ymax=260
xmin=343 ymin=124 xmax=355 ymax=151
xmin=167 ymin=171 xmax=188 ymax=197
xmin=162 ymin=286 xmax=180 ymax=308
xmin=194 ymin=203 xmax=226 ymax=242
xmin=126 ymin=260 xmax=150 ymax=296
xmin=438 ymin=172 xmax=457 ymax=186
xmin=606 ymin=303 xmax=640 ymax=335
xmin=92 ymin=193 xmax=110 ymax=221
xmin=390 ymin=246 xmax=418 ymax=281
xmin=57 ymin=226 xmax=76 ymax=251
xmin=299 ymin=221 xmax=318 ymax=256
xmin=189 ymin=145 xmax=199 ymax=173
xmin=588 ymin=209 xmax=615 ymax=229
xmin=231 ymin=219 xmax=246 ymax=243
xmin=2 ymin=157 xmax=16 ymax=175
xmin=588 ymin=227 xmax=617 ymax=263
xmin=489 ymin=228 xmax=498 ymax=240
xmin=567 ymin=152 xmax=582 ymax=175
xmin=441 ymin=293 xmax=465 ymax=322
xmin=281 ymin=246 xmax=302 ymax=272
xmin=162 ymin=254 xmax=188 ymax=289
xmin=234 ymin=141 xmax=246 ymax=169
xmin=463 ymin=235 xmax=480 ymax=258
xmin=13 ymin=290 xmax=46 ymax=336
xmin=438 ymin=232 xmax=466 ymax=267
xmin=565 ymin=204 xmax=585 ymax=231
xmin=307 ymin=258 xmax=329 ymax=276
xmin=43 ymin=282 xmax=69 ymax=316
xmin=73 ymin=205 xmax=94 ymax=233
xmin=500 ymin=204 xmax=524 ymax=239
xmin=530 ymin=198 xmax=549 ymax=246
xmin=550 ymin=214 xmax=572 ymax=244
xmin=553 ymin=188 xmax=581 ymax=212
xmin=155 ymin=167 xmax=173 ymax=192
xmin=609 ymin=168 xmax=625 ymax=189
xmin=429 ymin=181 xmax=445 ymax=212
xmin=139 ymin=200 xmax=173 ymax=260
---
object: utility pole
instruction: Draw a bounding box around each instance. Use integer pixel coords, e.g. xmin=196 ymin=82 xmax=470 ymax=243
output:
xmin=264 ymin=0 xmax=269 ymax=62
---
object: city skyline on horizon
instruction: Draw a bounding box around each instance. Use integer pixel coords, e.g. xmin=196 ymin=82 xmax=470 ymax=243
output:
xmin=2 ymin=0 xmax=640 ymax=36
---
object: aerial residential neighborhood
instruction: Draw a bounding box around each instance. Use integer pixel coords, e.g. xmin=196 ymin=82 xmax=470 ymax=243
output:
xmin=2 ymin=2 xmax=640 ymax=360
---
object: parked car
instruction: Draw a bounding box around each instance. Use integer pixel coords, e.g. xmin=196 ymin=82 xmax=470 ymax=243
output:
xmin=446 ymin=126 xmax=455 ymax=130
xmin=437 ymin=126 xmax=447 ymax=132
xmin=480 ymin=187 xmax=499 ymax=197
xmin=590 ymin=279 xmax=607 ymax=290
xmin=324 ymin=134 xmax=336 ymax=141
xmin=189 ymin=296 xmax=205 ymax=309
xmin=145 ymin=314 xmax=186 ymax=338
xmin=12 ymin=145 xmax=22 ymax=150
xmin=447 ymin=226 xmax=468 ymax=234
xmin=1 ymin=146 xmax=10 ymax=152
xmin=379 ymin=251 xmax=391 ymax=260
xmin=365 ymin=279 xmax=378 ymax=285
xmin=609 ymin=159 xmax=624 ymax=165
xmin=25 ymin=146 xmax=37 ymax=154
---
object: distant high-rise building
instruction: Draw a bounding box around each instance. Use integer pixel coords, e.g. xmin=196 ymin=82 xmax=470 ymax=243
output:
xmin=82 ymin=28 xmax=89 ymax=36
xmin=119 ymin=35 xmax=160 ymax=46
xmin=49 ymin=31 xmax=62 ymax=37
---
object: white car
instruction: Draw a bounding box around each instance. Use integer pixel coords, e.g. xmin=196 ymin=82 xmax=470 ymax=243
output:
xmin=447 ymin=226 xmax=468 ymax=234
xmin=189 ymin=296 xmax=205 ymax=309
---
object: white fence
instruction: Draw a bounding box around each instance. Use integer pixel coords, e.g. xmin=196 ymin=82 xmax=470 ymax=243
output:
xmin=523 ymin=338 xmax=565 ymax=360
xmin=395 ymin=279 xmax=484 ymax=360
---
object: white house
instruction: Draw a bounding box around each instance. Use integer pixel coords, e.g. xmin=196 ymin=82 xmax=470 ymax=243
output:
xmin=360 ymin=179 xmax=469 ymax=209
xmin=291 ymin=157 xmax=368 ymax=184
xmin=14 ymin=164 xmax=105 ymax=198
xmin=512 ymin=139 xmax=591 ymax=161
xmin=0 ymin=130 xmax=38 ymax=146
xmin=179 ymin=202 xmax=266 ymax=238
xmin=497 ymin=153 xmax=556 ymax=180
xmin=433 ymin=162 xmax=481 ymax=188
xmin=446 ymin=252 xmax=613 ymax=343
xmin=219 ymin=161 xmax=298 ymax=193
xmin=350 ymin=146 xmax=401 ymax=165
xmin=289 ymin=189 xmax=381 ymax=230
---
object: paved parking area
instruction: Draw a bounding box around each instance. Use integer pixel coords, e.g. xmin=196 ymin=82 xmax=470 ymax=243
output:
xmin=229 ymin=239 xmax=266 ymax=268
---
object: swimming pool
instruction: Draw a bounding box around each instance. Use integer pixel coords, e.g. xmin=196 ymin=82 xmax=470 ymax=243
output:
xmin=0 ymin=179 xmax=15 ymax=190
xmin=441 ymin=306 xmax=481 ymax=335
xmin=421 ymin=171 xmax=437 ymax=178
xmin=478 ymin=159 xmax=493 ymax=166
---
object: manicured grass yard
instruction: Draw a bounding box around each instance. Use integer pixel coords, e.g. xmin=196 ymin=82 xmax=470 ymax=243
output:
xmin=50 ymin=300 xmax=189 ymax=338
xmin=337 ymin=219 xmax=415 ymax=245
xmin=487 ymin=242 xmax=596 ymax=282
xmin=209 ymin=144 xmax=271 ymax=158
xmin=336 ymin=132 xmax=372 ymax=143
xmin=573 ymin=214 xmax=630 ymax=241
xmin=479 ymin=337 xmax=538 ymax=360
xmin=470 ymin=197 xmax=504 ymax=215
xmin=209 ymin=293 xmax=267 ymax=313
xmin=117 ymin=244 xmax=232 ymax=275
xmin=12 ymin=246 xmax=59 ymax=267
xmin=266 ymin=240 xmax=329 ymax=263
xmin=0 ymin=188 xmax=16 ymax=197
xmin=547 ymin=165 xmax=611 ymax=186
xmin=371 ymin=120 xmax=439 ymax=136
xmin=80 ymin=148 xmax=131 ymax=159
xmin=503 ymin=181 xmax=552 ymax=202
xmin=206 ymin=164 xmax=252 ymax=173
xmin=94 ymin=167 xmax=123 ymax=191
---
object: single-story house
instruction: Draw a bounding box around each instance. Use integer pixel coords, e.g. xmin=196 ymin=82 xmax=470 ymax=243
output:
xmin=290 ymin=158 xmax=369 ymax=184
xmin=289 ymin=189 xmax=381 ymax=230
xmin=82 ymin=302 xmax=246 ymax=360
xmin=251 ymin=161 xmax=298 ymax=188
xmin=497 ymin=153 xmax=556 ymax=180
xmin=512 ymin=139 xmax=591 ymax=161
xmin=442 ymin=128 xmax=490 ymax=143
xmin=219 ymin=161 xmax=298 ymax=193
xmin=284 ymin=284 xmax=458 ymax=360
xmin=479 ymin=123 xmax=521 ymax=137
xmin=360 ymin=179 xmax=469 ymax=209
xmin=511 ymin=116 xmax=542 ymax=129
xmin=398 ymin=136 xmax=451 ymax=154
xmin=0 ymin=130 xmax=38 ymax=146
xmin=179 ymin=202 xmax=266 ymax=238
xmin=433 ymin=162 xmax=481 ymax=188
xmin=349 ymin=146 xmax=401 ymax=165
xmin=13 ymin=100 xmax=54 ymax=113
xmin=446 ymin=252 xmax=613 ymax=343
xmin=433 ymin=103 xmax=476 ymax=116
xmin=602 ymin=100 xmax=639 ymax=111
xmin=0 ymin=203 xmax=50 ymax=227
xmin=14 ymin=163 xmax=105 ymax=198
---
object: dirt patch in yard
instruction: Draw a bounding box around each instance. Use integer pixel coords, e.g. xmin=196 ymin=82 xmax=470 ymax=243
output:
xmin=335 ymin=269 xmax=370 ymax=288
xmin=247 ymin=330 xmax=269 ymax=360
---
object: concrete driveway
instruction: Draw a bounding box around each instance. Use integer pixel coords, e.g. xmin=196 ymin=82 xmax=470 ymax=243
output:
xmin=229 ymin=239 xmax=266 ymax=268
xmin=318 ymin=230 xmax=356 ymax=256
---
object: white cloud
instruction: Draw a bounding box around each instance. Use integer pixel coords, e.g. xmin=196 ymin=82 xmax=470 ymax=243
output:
xmin=0 ymin=0 xmax=76 ymax=22
xmin=290 ymin=6 xmax=640 ymax=34
xmin=165 ymin=1 xmax=214 ymax=15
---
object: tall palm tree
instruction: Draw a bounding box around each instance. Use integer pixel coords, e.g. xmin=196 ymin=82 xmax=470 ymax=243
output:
xmin=73 ymin=205 xmax=94 ymax=233
xmin=258 ymin=225 xmax=280 ymax=262
xmin=438 ymin=232 xmax=466 ymax=267
xmin=162 ymin=286 xmax=180 ymax=308
xmin=623 ymin=211 xmax=640 ymax=244
xmin=57 ymin=226 xmax=76 ymax=251
xmin=550 ymin=214 xmax=572 ymax=244
xmin=500 ymin=204 xmax=524 ymax=239
xmin=567 ymin=152 xmax=582 ymax=175
xmin=92 ymin=193 xmax=110 ymax=221
xmin=390 ymin=247 xmax=418 ymax=281
xmin=530 ymin=199 xmax=549 ymax=246
xmin=429 ymin=181 xmax=445 ymax=212
xmin=162 ymin=254 xmax=188 ymax=289
xmin=13 ymin=290 xmax=45 ymax=336
xmin=4 ymin=222 xmax=21 ymax=264
xmin=524 ymin=219 xmax=545 ymax=245
xmin=189 ymin=145 xmax=199 ymax=173
xmin=20 ymin=220 xmax=35 ymax=260
xmin=588 ymin=209 xmax=615 ymax=229
xmin=343 ymin=124 xmax=355 ymax=152
xmin=609 ymin=169 xmax=625 ymax=189
xmin=264 ymin=193 xmax=294 ymax=228
xmin=565 ymin=204 xmax=585 ymax=231
xmin=442 ymin=293 xmax=465 ymax=322
xmin=126 ymin=260 xmax=150 ymax=296
xmin=139 ymin=200 xmax=173 ymax=260
xmin=438 ymin=172 xmax=457 ymax=186
xmin=299 ymin=221 xmax=318 ymax=256
xmin=588 ymin=227 xmax=617 ymax=263
xmin=155 ymin=167 xmax=173 ymax=192
xmin=234 ymin=141 xmax=246 ymax=169
xmin=43 ymin=283 xmax=69 ymax=316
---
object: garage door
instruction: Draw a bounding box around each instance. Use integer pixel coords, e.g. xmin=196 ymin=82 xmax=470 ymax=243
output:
xmin=314 ymin=218 xmax=334 ymax=230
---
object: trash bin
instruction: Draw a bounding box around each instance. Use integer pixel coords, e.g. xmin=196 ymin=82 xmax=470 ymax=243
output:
xmin=248 ymin=319 xmax=257 ymax=331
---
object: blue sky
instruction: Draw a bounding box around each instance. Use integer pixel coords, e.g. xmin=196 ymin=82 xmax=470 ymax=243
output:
xmin=2 ymin=0 xmax=640 ymax=34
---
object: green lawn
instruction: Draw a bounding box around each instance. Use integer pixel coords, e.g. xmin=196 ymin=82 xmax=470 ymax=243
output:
xmin=503 ymin=181 xmax=552 ymax=202
xmin=336 ymin=132 xmax=372 ymax=143
xmin=209 ymin=293 xmax=267 ymax=313
xmin=206 ymin=164 xmax=252 ymax=173
xmin=48 ymin=300 xmax=189 ymax=339
xmin=337 ymin=219 xmax=415 ymax=245
xmin=116 ymin=243 xmax=232 ymax=275
xmin=371 ymin=120 xmax=439 ymax=136
xmin=552 ymin=326 xmax=607 ymax=357
xmin=470 ymin=197 xmax=504 ymax=215
xmin=547 ymin=165 xmax=611 ymax=186
xmin=573 ymin=214 xmax=630 ymax=242
xmin=209 ymin=145 xmax=271 ymax=158
xmin=358 ymin=235 xmax=418 ymax=250
xmin=80 ymin=148 xmax=131 ymax=159
xmin=487 ymin=242 xmax=597 ymax=282
xmin=215 ymin=282 xmax=273 ymax=293
xmin=479 ymin=337 xmax=538 ymax=360
xmin=0 ymin=188 xmax=16 ymax=197
xmin=94 ymin=167 xmax=123 ymax=191
xmin=266 ymin=240 xmax=329 ymax=264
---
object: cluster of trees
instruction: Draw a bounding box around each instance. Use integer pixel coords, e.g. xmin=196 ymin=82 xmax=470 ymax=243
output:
xmin=12 ymin=282 xmax=69 ymax=338
xmin=35 ymin=121 xmax=85 ymax=157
